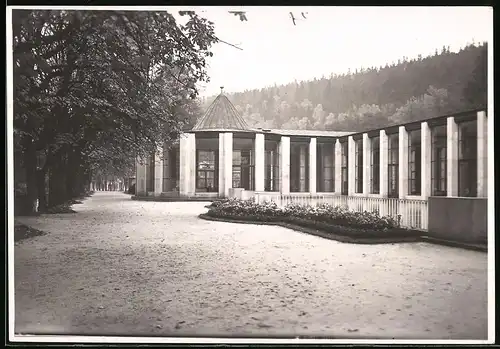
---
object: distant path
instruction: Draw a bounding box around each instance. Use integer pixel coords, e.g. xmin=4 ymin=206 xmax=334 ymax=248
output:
xmin=14 ymin=192 xmax=488 ymax=339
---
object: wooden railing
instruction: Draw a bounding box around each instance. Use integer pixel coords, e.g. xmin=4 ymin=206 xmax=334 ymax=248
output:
xmin=254 ymin=193 xmax=428 ymax=231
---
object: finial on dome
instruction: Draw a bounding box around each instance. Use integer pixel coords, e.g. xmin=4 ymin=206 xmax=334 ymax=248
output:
xmin=220 ymin=86 xmax=224 ymax=94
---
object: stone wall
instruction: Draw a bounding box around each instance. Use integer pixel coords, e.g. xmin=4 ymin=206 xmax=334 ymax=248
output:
xmin=428 ymin=197 xmax=487 ymax=244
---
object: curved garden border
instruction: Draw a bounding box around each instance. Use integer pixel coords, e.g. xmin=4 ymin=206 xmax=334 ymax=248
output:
xmin=198 ymin=213 xmax=487 ymax=252
xmin=199 ymin=213 xmax=422 ymax=245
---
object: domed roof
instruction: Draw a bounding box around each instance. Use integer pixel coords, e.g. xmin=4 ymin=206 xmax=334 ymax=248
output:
xmin=192 ymin=87 xmax=250 ymax=132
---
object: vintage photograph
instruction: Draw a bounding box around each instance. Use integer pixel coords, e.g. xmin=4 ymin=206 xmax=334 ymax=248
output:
xmin=8 ymin=6 xmax=492 ymax=344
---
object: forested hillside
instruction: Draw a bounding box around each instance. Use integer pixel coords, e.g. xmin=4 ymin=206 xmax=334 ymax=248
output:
xmin=201 ymin=43 xmax=487 ymax=132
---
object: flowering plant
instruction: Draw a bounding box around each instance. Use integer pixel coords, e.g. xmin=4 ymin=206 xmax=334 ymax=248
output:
xmin=207 ymin=199 xmax=399 ymax=231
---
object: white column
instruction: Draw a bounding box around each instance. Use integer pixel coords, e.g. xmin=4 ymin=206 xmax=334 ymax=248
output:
xmin=334 ymin=139 xmax=342 ymax=194
xmin=421 ymin=122 xmax=432 ymax=198
xmin=447 ymin=117 xmax=459 ymax=197
xmin=154 ymin=146 xmax=163 ymax=196
xmin=309 ymin=137 xmax=317 ymax=194
xmin=379 ymin=130 xmax=388 ymax=197
xmin=223 ymin=133 xmax=233 ymax=197
xmin=179 ymin=133 xmax=195 ymax=197
xmin=134 ymin=158 xmax=140 ymax=194
xmin=218 ymin=133 xmax=225 ymax=197
xmin=362 ymin=133 xmax=371 ymax=195
xmin=179 ymin=134 xmax=189 ymax=197
xmin=135 ymin=156 xmax=147 ymax=196
xmin=188 ymin=133 xmax=196 ymax=196
xmin=477 ymin=111 xmax=488 ymax=197
xmin=347 ymin=136 xmax=356 ymax=195
xmin=254 ymin=133 xmax=265 ymax=192
xmin=280 ymin=136 xmax=290 ymax=195
xmin=398 ymin=126 xmax=408 ymax=199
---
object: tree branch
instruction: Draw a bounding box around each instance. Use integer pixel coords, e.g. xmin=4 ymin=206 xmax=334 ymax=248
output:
xmin=218 ymin=39 xmax=243 ymax=51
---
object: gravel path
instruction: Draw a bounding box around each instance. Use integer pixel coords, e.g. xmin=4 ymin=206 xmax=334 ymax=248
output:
xmin=14 ymin=192 xmax=488 ymax=339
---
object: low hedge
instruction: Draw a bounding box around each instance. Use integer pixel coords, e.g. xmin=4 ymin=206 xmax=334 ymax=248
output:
xmin=15 ymin=223 xmax=46 ymax=242
xmin=204 ymin=198 xmax=422 ymax=240
xmin=45 ymin=203 xmax=77 ymax=214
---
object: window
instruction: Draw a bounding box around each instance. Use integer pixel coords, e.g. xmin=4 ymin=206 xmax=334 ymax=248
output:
xmin=355 ymin=139 xmax=363 ymax=193
xmin=290 ymin=142 xmax=309 ymax=192
xmin=316 ymin=143 xmax=335 ymax=192
xmin=431 ymin=125 xmax=447 ymax=196
xmin=232 ymin=138 xmax=254 ymax=190
xmin=341 ymin=141 xmax=348 ymax=195
xmin=163 ymin=146 xmax=179 ymax=192
xmin=265 ymin=140 xmax=280 ymax=191
xmin=408 ymin=129 xmax=421 ymax=195
xmin=458 ymin=120 xmax=478 ymax=197
xmin=196 ymin=150 xmax=217 ymax=192
xmin=232 ymin=149 xmax=254 ymax=190
xmin=196 ymin=137 xmax=218 ymax=192
xmin=371 ymin=136 xmax=380 ymax=194
xmin=146 ymin=153 xmax=155 ymax=192
xmin=387 ymin=134 xmax=399 ymax=198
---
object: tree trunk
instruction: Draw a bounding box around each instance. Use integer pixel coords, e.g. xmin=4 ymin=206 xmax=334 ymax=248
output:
xmin=66 ymin=149 xmax=75 ymax=199
xmin=36 ymin=168 xmax=47 ymax=212
xmin=75 ymin=167 xmax=86 ymax=196
xmin=48 ymin=152 xmax=68 ymax=207
xmin=22 ymin=137 xmax=38 ymax=215
xmin=66 ymin=147 xmax=83 ymax=199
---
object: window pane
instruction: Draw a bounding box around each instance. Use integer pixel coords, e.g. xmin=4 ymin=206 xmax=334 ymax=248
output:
xmin=324 ymin=180 xmax=333 ymax=192
xmin=323 ymin=154 xmax=333 ymax=167
xmin=299 ymin=166 xmax=306 ymax=178
xmin=388 ymin=165 xmax=398 ymax=196
xmin=233 ymin=151 xmax=241 ymax=165
xmin=439 ymin=148 xmax=446 ymax=160
xmin=341 ymin=143 xmax=348 ymax=166
xmin=265 ymin=143 xmax=280 ymax=192
xmin=241 ymin=153 xmax=251 ymax=165
xmin=324 ymin=168 xmax=333 ymax=180
xmin=440 ymin=161 xmax=446 ymax=177
xmin=458 ymin=161 xmax=470 ymax=196
xmin=196 ymin=178 xmax=205 ymax=189
xmin=265 ymin=152 xmax=271 ymax=164
xmin=198 ymin=150 xmax=216 ymax=170
xmin=459 ymin=120 xmax=478 ymax=160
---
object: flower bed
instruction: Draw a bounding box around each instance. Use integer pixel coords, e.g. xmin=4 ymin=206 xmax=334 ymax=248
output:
xmin=203 ymin=198 xmax=422 ymax=241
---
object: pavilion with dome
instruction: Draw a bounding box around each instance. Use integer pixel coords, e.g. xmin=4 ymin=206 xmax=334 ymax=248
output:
xmin=135 ymin=86 xmax=352 ymax=200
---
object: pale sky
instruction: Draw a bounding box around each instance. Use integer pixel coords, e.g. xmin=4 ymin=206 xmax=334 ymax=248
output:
xmin=171 ymin=6 xmax=492 ymax=97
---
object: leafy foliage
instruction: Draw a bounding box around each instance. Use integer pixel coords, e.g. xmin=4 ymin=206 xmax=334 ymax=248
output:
xmin=13 ymin=10 xmax=217 ymax=211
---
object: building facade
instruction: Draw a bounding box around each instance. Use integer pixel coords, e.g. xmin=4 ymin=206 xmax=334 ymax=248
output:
xmin=135 ymin=90 xmax=488 ymax=243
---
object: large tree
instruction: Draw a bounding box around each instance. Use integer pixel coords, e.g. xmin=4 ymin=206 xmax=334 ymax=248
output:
xmin=13 ymin=10 xmax=217 ymax=213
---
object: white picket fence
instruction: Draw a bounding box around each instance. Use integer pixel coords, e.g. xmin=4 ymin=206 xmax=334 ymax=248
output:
xmin=254 ymin=193 xmax=428 ymax=231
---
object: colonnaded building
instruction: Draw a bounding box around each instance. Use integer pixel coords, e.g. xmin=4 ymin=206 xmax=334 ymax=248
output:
xmin=135 ymin=89 xmax=489 ymax=244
